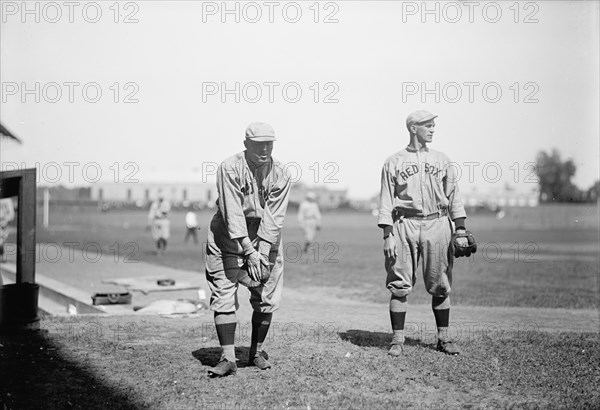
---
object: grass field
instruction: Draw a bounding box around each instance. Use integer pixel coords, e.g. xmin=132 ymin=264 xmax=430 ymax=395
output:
xmin=1 ymin=204 xmax=599 ymax=409
xmin=1 ymin=316 xmax=599 ymax=409
xmin=33 ymin=204 xmax=600 ymax=309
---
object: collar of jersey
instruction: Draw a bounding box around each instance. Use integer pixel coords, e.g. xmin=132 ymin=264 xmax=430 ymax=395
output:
xmin=405 ymin=146 xmax=429 ymax=153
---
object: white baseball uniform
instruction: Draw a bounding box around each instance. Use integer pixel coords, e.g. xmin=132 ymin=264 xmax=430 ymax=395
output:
xmin=298 ymin=199 xmax=322 ymax=243
xmin=148 ymin=199 xmax=171 ymax=241
xmin=378 ymin=146 xmax=467 ymax=298
xmin=205 ymin=152 xmax=291 ymax=313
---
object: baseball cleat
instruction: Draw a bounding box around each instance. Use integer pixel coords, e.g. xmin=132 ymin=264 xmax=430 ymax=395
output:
xmin=208 ymin=358 xmax=237 ymax=377
xmin=437 ymin=340 xmax=461 ymax=355
xmin=249 ymin=351 xmax=271 ymax=370
xmin=248 ymin=349 xmax=269 ymax=361
xmin=388 ymin=344 xmax=404 ymax=357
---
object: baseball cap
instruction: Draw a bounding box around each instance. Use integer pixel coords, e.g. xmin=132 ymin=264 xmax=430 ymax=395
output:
xmin=406 ymin=110 xmax=438 ymax=127
xmin=245 ymin=122 xmax=276 ymax=142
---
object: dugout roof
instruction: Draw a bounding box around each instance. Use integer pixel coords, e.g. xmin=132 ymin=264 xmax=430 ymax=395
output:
xmin=0 ymin=122 xmax=22 ymax=144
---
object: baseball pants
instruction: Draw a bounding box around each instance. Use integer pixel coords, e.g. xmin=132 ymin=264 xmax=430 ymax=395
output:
xmin=205 ymin=241 xmax=284 ymax=314
xmin=385 ymin=216 xmax=454 ymax=298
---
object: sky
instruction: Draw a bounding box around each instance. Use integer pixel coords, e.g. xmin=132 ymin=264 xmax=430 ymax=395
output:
xmin=1 ymin=0 xmax=599 ymax=199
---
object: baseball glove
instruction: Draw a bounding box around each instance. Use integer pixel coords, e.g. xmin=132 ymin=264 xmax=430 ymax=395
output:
xmin=451 ymin=230 xmax=477 ymax=258
xmin=239 ymin=255 xmax=273 ymax=288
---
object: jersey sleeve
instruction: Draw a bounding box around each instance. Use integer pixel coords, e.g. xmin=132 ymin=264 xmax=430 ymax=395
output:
xmin=377 ymin=160 xmax=395 ymax=227
xmin=257 ymin=166 xmax=292 ymax=244
xmin=443 ymin=156 xmax=467 ymax=220
xmin=217 ymin=161 xmax=249 ymax=239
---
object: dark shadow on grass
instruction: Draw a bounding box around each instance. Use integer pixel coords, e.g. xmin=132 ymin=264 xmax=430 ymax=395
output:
xmin=192 ymin=346 xmax=262 ymax=369
xmin=192 ymin=347 xmax=222 ymax=367
xmin=339 ymin=329 xmax=433 ymax=350
xmin=141 ymin=250 xmax=159 ymax=256
xmin=0 ymin=329 xmax=148 ymax=410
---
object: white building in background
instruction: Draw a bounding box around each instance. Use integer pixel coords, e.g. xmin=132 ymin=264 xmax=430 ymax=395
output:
xmin=462 ymin=185 xmax=539 ymax=209
xmin=89 ymin=182 xmax=217 ymax=207
xmin=289 ymin=183 xmax=348 ymax=210
xmin=88 ymin=181 xmax=348 ymax=210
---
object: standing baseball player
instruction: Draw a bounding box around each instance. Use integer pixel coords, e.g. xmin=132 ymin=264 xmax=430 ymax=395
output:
xmin=378 ymin=110 xmax=476 ymax=357
xmin=184 ymin=208 xmax=200 ymax=244
xmin=205 ymin=122 xmax=291 ymax=377
xmin=148 ymin=193 xmax=171 ymax=254
xmin=297 ymin=191 xmax=322 ymax=252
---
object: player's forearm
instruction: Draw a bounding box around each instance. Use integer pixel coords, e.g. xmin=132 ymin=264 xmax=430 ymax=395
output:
xmin=381 ymin=225 xmax=393 ymax=238
xmin=378 ymin=171 xmax=395 ymax=226
xmin=257 ymin=238 xmax=271 ymax=255
xmin=236 ymin=236 xmax=271 ymax=256
xmin=236 ymin=237 xmax=255 ymax=255
xmin=453 ymin=217 xmax=466 ymax=230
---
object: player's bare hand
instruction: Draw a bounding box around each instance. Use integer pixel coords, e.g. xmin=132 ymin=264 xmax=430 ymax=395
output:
xmin=383 ymin=236 xmax=397 ymax=260
xmin=246 ymin=251 xmax=262 ymax=282
xmin=259 ymin=253 xmax=272 ymax=267
xmin=259 ymin=253 xmax=274 ymax=282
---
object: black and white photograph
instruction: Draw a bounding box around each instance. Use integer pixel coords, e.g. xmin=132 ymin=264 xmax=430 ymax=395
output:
xmin=1 ymin=1 xmax=599 ymax=408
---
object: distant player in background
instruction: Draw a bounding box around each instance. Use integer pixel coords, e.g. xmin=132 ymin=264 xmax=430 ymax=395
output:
xmin=297 ymin=191 xmax=322 ymax=252
xmin=148 ymin=193 xmax=171 ymax=254
xmin=0 ymin=197 xmax=15 ymax=263
xmin=184 ymin=209 xmax=199 ymax=244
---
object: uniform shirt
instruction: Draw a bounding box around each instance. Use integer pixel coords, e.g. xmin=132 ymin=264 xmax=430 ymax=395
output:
xmin=148 ymin=199 xmax=171 ymax=221
xmin=185 ymin=211 xmax=198 ymax=229
xmin=206 ymin=152 xmax=292 ymax=271
xmin=378 ymin=146 xmax=466 ymax=227
xmin=298 ymin=200 xmax=322 ymax=225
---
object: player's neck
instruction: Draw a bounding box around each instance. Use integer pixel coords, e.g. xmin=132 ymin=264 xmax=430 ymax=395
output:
xmin=244 ymin=152 xmax=270 ymax=170
xmin=407 ymin=137 xmax=427 ymax=151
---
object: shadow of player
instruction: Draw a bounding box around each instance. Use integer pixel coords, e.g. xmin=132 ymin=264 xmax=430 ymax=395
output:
xmin=339 ymin=329 xmax=434 ymax=351
xmin=191 ymin=346 xmax=256 ymax=369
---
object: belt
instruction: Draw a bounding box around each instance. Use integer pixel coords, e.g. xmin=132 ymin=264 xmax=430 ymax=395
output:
xmin=393 ymin=208 xmax=448 ymax=221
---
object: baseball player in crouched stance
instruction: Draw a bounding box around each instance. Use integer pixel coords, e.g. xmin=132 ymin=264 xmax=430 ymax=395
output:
xmin=205 ymin=122 xmax=292 ymax=377
xmin=378 ymin=110 xmax=476 ymax=357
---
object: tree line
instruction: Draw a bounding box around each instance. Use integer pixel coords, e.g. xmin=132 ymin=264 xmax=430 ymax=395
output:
xmin=536 ymin=149 xmax=598 ymax=203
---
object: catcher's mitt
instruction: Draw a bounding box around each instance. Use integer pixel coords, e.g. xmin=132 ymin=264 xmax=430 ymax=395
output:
xmin=451 ymin=230 xmax=477 ymax=258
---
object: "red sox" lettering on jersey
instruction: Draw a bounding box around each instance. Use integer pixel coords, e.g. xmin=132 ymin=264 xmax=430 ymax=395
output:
xmin=398 ymin=163 xmax=443 ymax=181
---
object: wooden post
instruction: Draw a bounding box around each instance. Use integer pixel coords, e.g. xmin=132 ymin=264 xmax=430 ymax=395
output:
xmin=43 ymin=188 xmax=49 ymax=228
xmin=17 ymin=169 xmax=36 ymax=284
xmin=0 ymin=168 xmax=38 ymax=331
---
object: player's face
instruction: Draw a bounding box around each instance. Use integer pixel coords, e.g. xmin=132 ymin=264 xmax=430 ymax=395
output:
xmin=414 ymin=120 xmax=435 ymax=144
xmin=244 ymin=140 xmax=274 ymax=164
